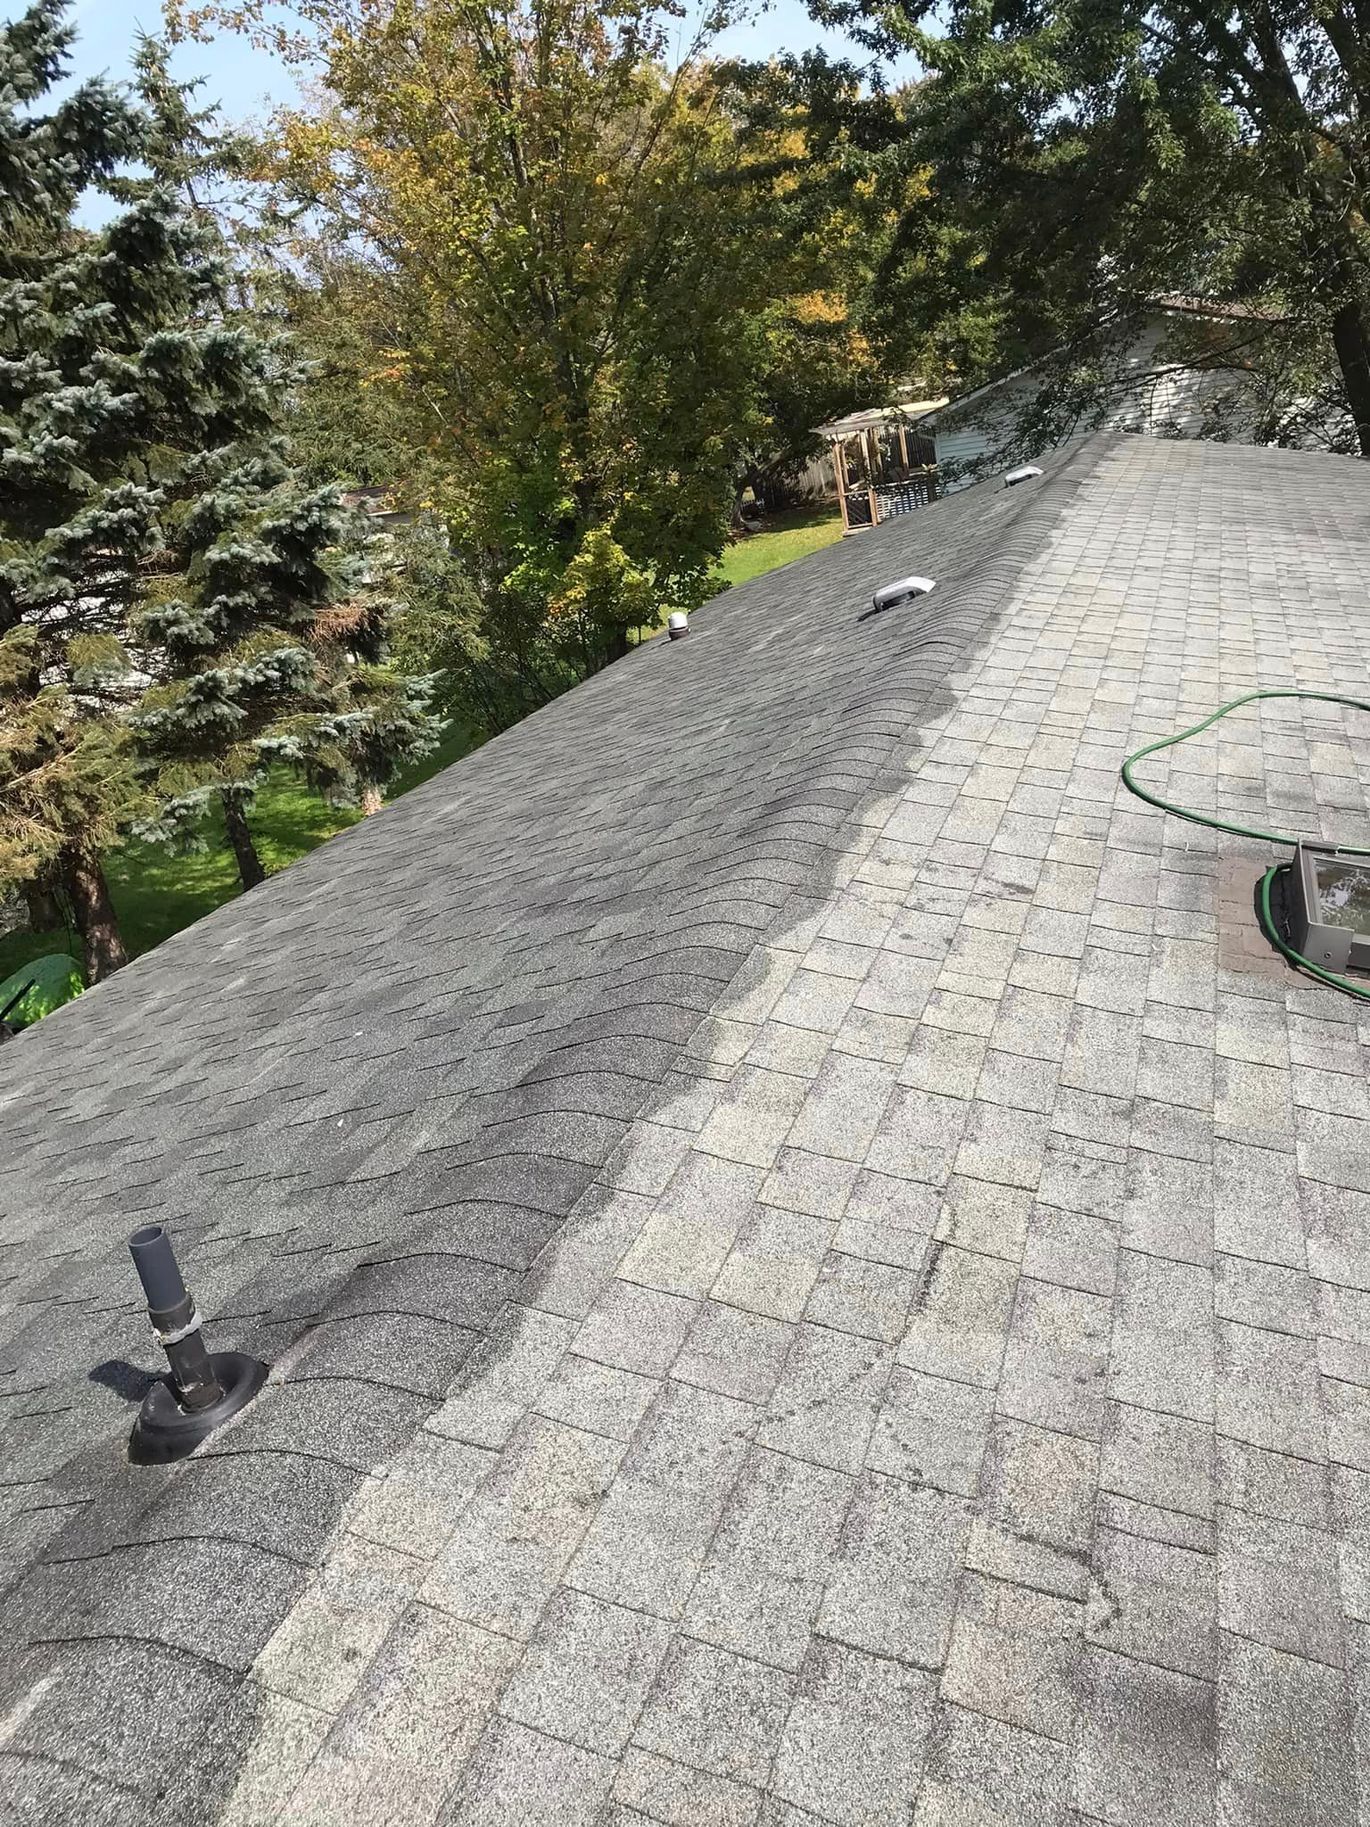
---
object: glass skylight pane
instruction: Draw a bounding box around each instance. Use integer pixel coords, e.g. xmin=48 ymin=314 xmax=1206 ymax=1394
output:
xmin=1311 ymin=855 xmax=1370 ymax=932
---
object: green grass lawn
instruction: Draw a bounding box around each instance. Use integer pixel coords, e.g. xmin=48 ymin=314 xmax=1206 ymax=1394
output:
xmin=0 ymin=718 xmax=478 ymax=983
xmin=713 ymin=505 xmax=844 ymax=589
xmin=2 ymin=512 xmax=843 ymax=989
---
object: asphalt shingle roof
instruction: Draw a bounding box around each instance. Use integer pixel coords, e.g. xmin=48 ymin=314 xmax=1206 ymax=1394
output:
xmin=4 ymin=432 xmax=1370 ymax=1825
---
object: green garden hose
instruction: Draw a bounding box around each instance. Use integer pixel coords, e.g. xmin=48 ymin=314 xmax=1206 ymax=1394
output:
xmin=1120 ymin=689 xmax=1370 ymax=1002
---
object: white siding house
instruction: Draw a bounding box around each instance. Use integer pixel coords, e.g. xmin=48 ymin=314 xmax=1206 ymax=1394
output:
xmin=918 ymin=302 xmax=1281 ymax=489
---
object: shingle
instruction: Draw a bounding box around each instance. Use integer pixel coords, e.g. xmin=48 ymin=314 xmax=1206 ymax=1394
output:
xmin=346 ymin=1431 xmax=496 ymax=1560
xmin=626 ymin=1380 xmax=758 ymax=1492
xmin=1101 ymin=1401 xmax=1214 ymax=1520
xmin=7 ymin=1535 xmax=306 ymax=1675
xmin=1109 ymin=1251 xmax=1215 ymax=1422
xmin=898 ymin=1243 xmax=1018 ymax=1387
xmin=1213 ymin=1138 xmax=1304 ymax=1267
xmin=758 ymin=1147 xmax=860 ymax=1220
xmin=912 ymin=1704 xmax=1067 ymax=1827
xmin=1324 ymin=1375 xmax=1370 ymax=1474
xmin=618 ymin=1153 xmax=765 ymax=1293
xmin=217 ymin=1685 xmax=333 ymax=1827
xmin=867 ymin=1366 xmax=994 ymax=1496
xmin=1121 ymin=1151 xmax=1214 ymax=1265
xmin=968 ymin=1417 xmax=1098 ymax=1599
xmin=1298 ymin=1107 xmax=1370 ymax=1190
xmin=974 ymin=1046 xmax=1060 ymax=1113
xmin=863 ymin=1087 xmax=970 ymax=1188
xmin=818 ymin=1473 xmax=970 ymax=1665
xmin=954 ymin=1101 xmax=1050 ymax=1189
xmin=1034 ymin=1134 xmax=1126 ymax=1218
xmin=935 ymin=1174 xmax=1033 ymax=1261
xmin=12 ymin=435 xmax=1370 ymax=1824
xmin=768 ymin=967 xmax=861 ymax=1034
xmin=784 ymin=1053 xmax=898 ymax=1161
xmin=997 ymin=1276 xmax=1112 ymax=1437
xmin=535 ymin=1353 xmax=660 ymax=1440
xmin=834 ymin=1168 xmax=939 ymax=1270
xmin=632 ymin=1639 xmax=795 ymax=1787
xmin=0 ymin=1637 xmax=247 ymax=1803
xmin=499 ymin=1590 xmax=673 ymax=1756
xmin=1218 ymin=1436 xmax=1331 ymax=1530
xmin=287 ymin=1607 xmax=514 ymax=1825
xmin=611 ymin=1749 xmax=763 ymax=1827
xmin=941 ymin=1572 xmax=1082 ymax=1741
xmin=987 ymin=986 xmax=1073 ymax=1062
xmin=219 ymin=1373 xmax=434 ymax=1472
xmin=1217 ymin=1509 xmax=1345 ymax=1667
xmin=1021 ymin=1203 xmax=1118 ymax=1295
xmin=685 ymin=1446 xmax=852 ymax=1670
xmin=112 ymin=1445 xmax=357 ymax=1566
xmin=770 ymin=1639 xmax=936 ymax=1825
xmin=899 ymin=1021 xmax=989 ymax=1100
xmin=1088 ymin=1526 xmax=1216 ymax=1678
xmin=572 ymin=1279 xmax=698 ymax=1378
xmin=445 ymin=1718 xmax=615 ymax=1825
xmin=696 ymin=1067 xmax=811 ymax=1170
xmin=758 ymin=1322 xmax=894 ymax=1473
xmin=803 ymin=1250 xmax=916 ymax=1342
xmin=1074 ymin=1647 xmax=1215 ymax=1827
xmin=567 ymin=1472 xmax=728 ymax=1620
xmin=1217 ymin=1255 xmax=1316 ymax=1335
xmin=254 ymin=1533 xmax=426 ymax=1713
xmin=1216 ymin=1320 xmax=1325 ymax=1460
xmin=712 ymin=1207 xmax=833 ymax=1322
xmin=421 ymin=1416 xmax=624 ymax=1638
xmin=513 ymin=1184 xmax=648 ymax=1320
xmin=1216 ymin=1638 xmax=1356 ymax=1827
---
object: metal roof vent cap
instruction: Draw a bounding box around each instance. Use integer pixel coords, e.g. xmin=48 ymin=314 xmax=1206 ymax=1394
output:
xmin=871 ymin=575 xmax=936 ymax=613
xmin=126 ymin=1223 xmax=267 ymax=1464
xmin=666 ymin=612 xmax=689 ymax=641
xmin=1005 ymin=464 xmax=1043 ymax=487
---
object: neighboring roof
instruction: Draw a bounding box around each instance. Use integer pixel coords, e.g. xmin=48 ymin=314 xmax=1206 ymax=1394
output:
xmin=5 ymin=434 xmax=1370 ymax=1823
xmin=814 ymin=399 xmax=948 ymax=438
xmin=1151 ymin=292 xmax=1295 ymax=324
xmin=340 ymin=484 xmax=413 ymax=528
xmin=919 ymin=295 xmax=1287 ymax=426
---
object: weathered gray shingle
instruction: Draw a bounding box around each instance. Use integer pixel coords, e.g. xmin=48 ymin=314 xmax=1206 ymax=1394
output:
xmin=6 ymin=432 xmax=1370 ymax=1822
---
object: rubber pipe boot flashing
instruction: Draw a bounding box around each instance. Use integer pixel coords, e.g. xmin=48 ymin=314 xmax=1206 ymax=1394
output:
xmin=127 ymin=1224 xmax=268 ymax=1464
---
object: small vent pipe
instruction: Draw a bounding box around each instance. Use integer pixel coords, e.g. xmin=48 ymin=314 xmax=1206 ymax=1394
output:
xmin=126 ymin=1224 xmax=268 ymax=1463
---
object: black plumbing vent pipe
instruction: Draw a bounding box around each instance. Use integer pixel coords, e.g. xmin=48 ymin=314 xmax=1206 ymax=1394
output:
xmin=127 ymin=1224 xmax=268 ymax=1464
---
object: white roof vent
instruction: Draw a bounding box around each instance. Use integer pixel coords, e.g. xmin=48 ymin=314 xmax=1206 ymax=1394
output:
xmin=871 ymin=575 xmax=936 ymax=613
xmin=1005 ymin=465 xmax=1042 ymax=487
xmin=666 ymin=612 xmax=689 ymax=641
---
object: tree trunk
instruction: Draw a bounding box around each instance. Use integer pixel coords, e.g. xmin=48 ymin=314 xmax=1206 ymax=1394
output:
xmin=361 ymin=785 xmax=384 ymax=816
xmin=221 ymin=793 xmax=266 ymax=890
xmin=1331 ymin=299 xmax=1370 ymax=457
xmin=22 ymin=871 xmax=60 ymax=931
xmin=59 ymin=846 xmax=128 ymax=984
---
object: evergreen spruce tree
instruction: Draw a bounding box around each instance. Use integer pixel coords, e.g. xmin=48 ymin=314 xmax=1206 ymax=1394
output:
xmin=0 ymin=3 xmax=437 ymax=980
xmin=0 ymin=0 xmax=148 ymax=977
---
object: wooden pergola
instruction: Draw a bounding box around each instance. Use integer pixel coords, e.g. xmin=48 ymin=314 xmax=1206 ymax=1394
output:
xmin=817 ymin=401 xmax=945 ymax=535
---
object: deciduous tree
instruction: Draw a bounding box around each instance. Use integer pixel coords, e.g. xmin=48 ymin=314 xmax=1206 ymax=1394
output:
xmin=181 ymin=0 xmax=818 ymax=725
xmin=778 ymin=0 xmax=1370 ymax=456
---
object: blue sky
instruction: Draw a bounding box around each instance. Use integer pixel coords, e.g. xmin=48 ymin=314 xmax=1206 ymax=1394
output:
xmin=30 ymin=0 xmax=867 ymax=131
xmin=64 ymin=0 xmax=296 ymax=122
xmin=8 ymin=0 xmax=891 ymax=226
